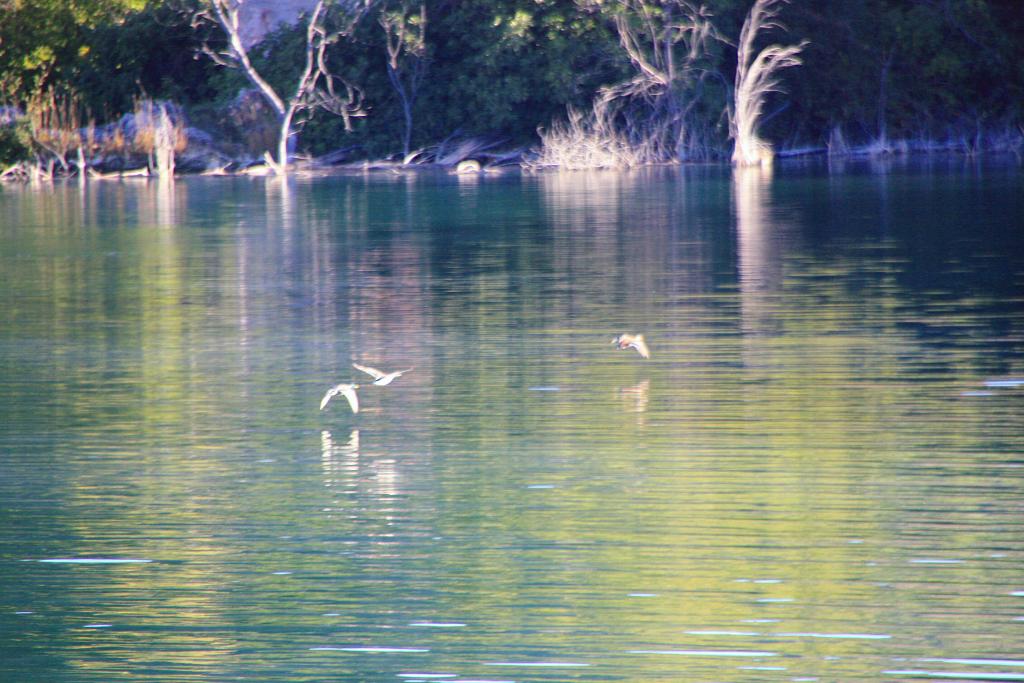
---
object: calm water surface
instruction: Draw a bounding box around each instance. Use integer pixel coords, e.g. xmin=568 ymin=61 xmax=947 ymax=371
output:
xmin=1 ymin=159 xmax=1023 ymax=682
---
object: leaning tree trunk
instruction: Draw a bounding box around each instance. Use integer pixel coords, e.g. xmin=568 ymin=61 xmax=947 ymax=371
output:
xmin=153 ymin=104 xmax=176 ymax=178
xmin=277 ymin=107 xmax=297 ymax=175
xmin=731 ymin=0 xmax=806 ymax=167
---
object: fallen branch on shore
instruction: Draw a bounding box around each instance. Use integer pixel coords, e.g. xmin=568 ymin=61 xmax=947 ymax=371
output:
xmin=87 ymin=167 xmax=150 ymax=179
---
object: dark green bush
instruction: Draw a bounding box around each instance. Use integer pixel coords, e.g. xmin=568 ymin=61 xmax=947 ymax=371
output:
xmin=73 ymin=2 xmax=221 ymax=120
xmin=0 ymin=121 xmax=32 ymax=166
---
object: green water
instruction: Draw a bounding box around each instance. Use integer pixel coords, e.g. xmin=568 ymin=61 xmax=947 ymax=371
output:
xmin=2 ymin=160 xmax=1023 ymax=682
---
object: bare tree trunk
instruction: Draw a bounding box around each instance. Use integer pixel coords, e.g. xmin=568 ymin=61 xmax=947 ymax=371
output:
xmin=76 ymin=146 xmax=87 ymax=180
xmin=401 ymin=97 xmax=413 ymax=158
xmin=278 ymin=104 xmax=299 ymax=174
xmin=154 ymin=104 xmax=176 ymax=178
xmin=215 ymin=3 xmax=287 ymax=113
xmin=876 ymin=49 xmax=892 ymax=151
xmin=381 ymin=2 xmax=427 ymax=159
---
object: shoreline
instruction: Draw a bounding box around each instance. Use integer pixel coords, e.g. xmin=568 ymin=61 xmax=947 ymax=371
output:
xmin=3 ymin=143 xmax=1021 ymax=185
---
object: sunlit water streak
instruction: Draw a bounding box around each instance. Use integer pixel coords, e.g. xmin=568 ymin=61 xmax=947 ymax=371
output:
xmin=1 ymin=160 xmax=1023 ymax=682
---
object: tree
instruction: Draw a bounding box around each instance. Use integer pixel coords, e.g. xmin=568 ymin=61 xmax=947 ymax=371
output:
xmin=379 ymin=1 xmax=427 ymax=159
xmin=0 ymin=0 xmax=145 ymax=105
xmin=729 ymin=0 xmax=805 ymax=166
xmin=577 ymin=0 xmax=726 ymax=161
xmin=193 ymin=0 xmax=369 ymax=174
xmin=409 ymin=0 xmax=616 ymax=147
xmin=74 ymin=2 xmax=221 ymax=119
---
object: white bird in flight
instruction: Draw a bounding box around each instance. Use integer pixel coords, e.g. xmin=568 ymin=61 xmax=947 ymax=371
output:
xmin=320 ymin=383 xmax=360 ymax=413
xmin=353 ymin=363 xmax=413 ymax=386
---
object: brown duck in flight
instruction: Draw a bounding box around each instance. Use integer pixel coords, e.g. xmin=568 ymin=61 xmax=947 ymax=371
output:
xmin=612 ymin=333 xmax=650 ymax=359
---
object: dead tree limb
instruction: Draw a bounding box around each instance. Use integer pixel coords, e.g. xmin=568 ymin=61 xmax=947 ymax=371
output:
xmin=380 ymin=1 xmax=427 ymax=158
xmin=730 ymin=0 xmax=806 ymax=167
xmin=194 ymin=0 xmax=369 ymax=174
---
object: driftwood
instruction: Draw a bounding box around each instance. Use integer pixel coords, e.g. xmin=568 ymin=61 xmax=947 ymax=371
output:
xmin=239 ymin=162 xmax=272 ymax=176
xmin=87 ymin=167 xmax=151 ymax=179
xmin=312 ymin=146 xmax=361 ymax=166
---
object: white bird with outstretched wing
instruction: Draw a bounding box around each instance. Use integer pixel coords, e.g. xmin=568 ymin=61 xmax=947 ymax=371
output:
xmin=320 ymin=383 xmax=360 ymax=413
xmin=353 ymin=363 xmax=413 ymax=386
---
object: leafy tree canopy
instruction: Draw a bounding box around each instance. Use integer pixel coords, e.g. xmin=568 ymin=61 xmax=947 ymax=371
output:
xmin=1 ymin=0 xmax=1022 ymax=159
xmin=0 ymin=0 xmax=149 ymax=103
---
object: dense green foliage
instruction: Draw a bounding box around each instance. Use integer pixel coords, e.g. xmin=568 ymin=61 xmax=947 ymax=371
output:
xmin=1 ymin=1 xmax=218 ymax=118
xmin=74 ymin=1 xmax=221 ymax=117
xmin=230 ymin=0 xmax=623 ymax=157
xmin=767 ymin=0 xmax=1024 ymax=148
xmin=0 ymin=120 xmax=31 ymax=165
xmin=1 ymin=0 xmax=146 ymax=102
xmin=1 ymin=0 xmax=1022 ymax=163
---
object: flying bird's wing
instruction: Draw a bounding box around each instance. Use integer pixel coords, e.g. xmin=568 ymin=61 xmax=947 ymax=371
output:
xmin=320 ymin=385 xmax=341 ymax=410
xmin=353 ymin=363 xmax=386 ymax=380
xmin=340 ymin=384 xmax=359 ymax=413
xmin=632 ymin=335 xmax=650 ymax=359
xmin=320 ymin=383 xmax=359 ymax=412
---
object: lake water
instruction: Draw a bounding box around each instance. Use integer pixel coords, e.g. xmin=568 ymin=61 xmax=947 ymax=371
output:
xmin=1 ymin=159 xmax=1023 ymax=682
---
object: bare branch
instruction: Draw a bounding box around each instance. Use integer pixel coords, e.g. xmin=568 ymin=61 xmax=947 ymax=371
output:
xmin=731 ymin=0 xmax=806 ymax=166
xmin=378 ymin=1 xmax=428 ymax=155
xmin=193 ymin=0 xmax=372 ymax=172
xmin=196 ymin=0 xmax=287 ymax=115
xmin=573 ymin=1 xmax=725 ymax=161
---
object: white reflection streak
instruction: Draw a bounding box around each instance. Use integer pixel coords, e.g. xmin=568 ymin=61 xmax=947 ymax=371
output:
xmin=540 ymin=171 xmax=626 ymax=238
xmin=321 ymin=429 xmax=360 ymax=490
xmin=540 ymin=172 xmax=629 ymax=307
xmin=374 ymin=459 xmax=400 ymax=498
xmin=236 ymin=208 xmax=250 ymax=406
xmin=734 ymin=165 xmax=782 ymax=342
xmin=270 ymin=176 xmax=294 ymax=231
xmin=156 ymin=176 xmax=176 ymax=227
xmin=734 ymin=165 xmax=776 ymax=293
xmin=455 ymin=170 xmax=481 ymax=188
xmin=320 ymin=429 xmax=335 ymax=488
